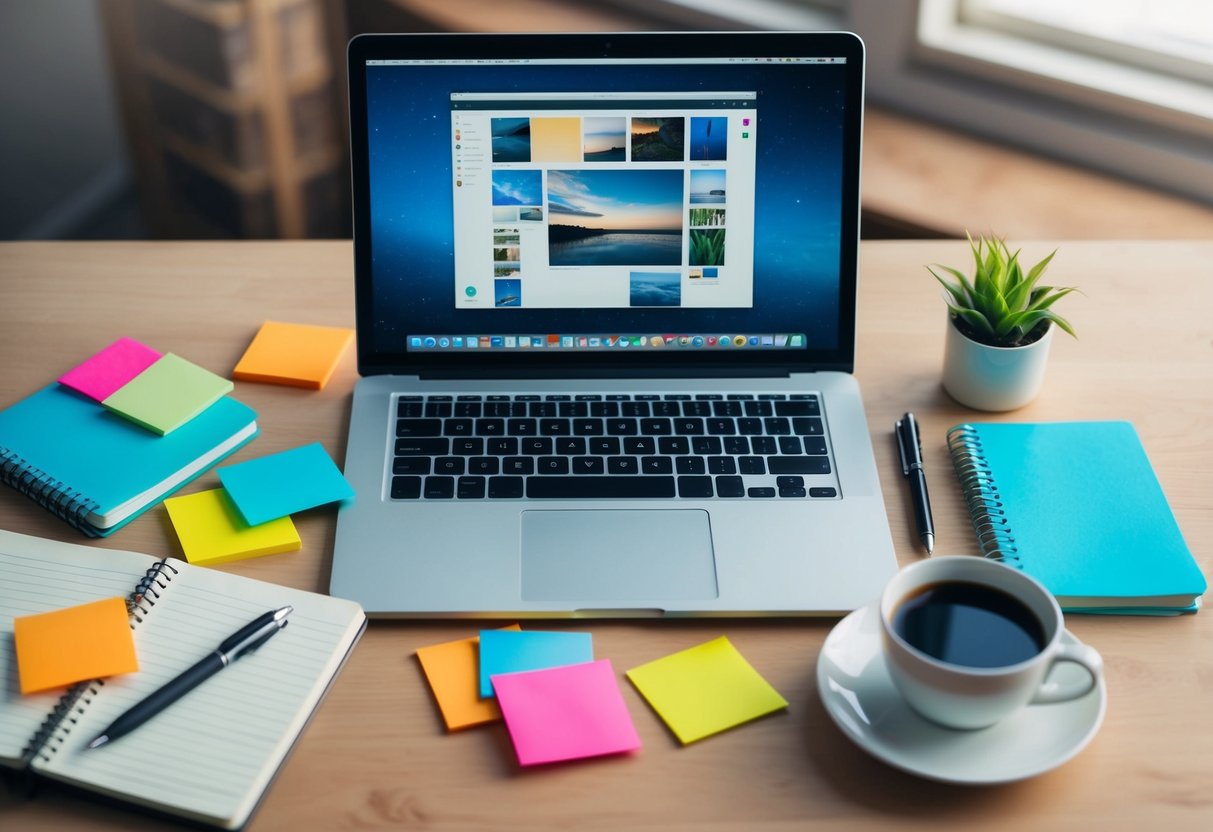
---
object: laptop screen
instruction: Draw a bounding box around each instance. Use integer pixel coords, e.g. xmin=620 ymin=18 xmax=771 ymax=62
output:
xmin=348 ymin=32 xmax=864 ymax=375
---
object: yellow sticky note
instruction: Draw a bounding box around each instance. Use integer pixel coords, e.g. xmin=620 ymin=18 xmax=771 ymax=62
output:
xmin=626 ymin=636 xmax=788 ymax=744
xmin=232 ymin=321 xmax=354 ymax=390
xmin=13 ymin=597 xmax=139 ymax=694
xmin=164 ymin=487 xmax=301 ymax=566
xmin=416 ymin=624 xmax=521 ymax=731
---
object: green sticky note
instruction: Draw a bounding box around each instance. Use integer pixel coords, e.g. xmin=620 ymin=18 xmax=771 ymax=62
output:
xmin=626 ymin=636 xmax=788 ymax=744
xmin=102 ymin=353 xmax=233 ymax=435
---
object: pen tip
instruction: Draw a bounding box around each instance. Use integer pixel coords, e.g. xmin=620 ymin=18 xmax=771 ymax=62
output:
xmin=924 ymin=534 xmax=935 ymax=555
xmin=87 ymin=735 xmax=109 ymax=750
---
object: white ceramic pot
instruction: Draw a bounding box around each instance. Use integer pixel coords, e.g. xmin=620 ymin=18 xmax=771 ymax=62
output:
xmin=941 ymin=318 xmax=1053 ymax=411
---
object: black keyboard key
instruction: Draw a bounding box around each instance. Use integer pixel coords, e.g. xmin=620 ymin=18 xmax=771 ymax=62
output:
xmin=476 ymin=418 xmax=506 ymax=436
xmin=391 ymin=476 xmax=421 ymax=499
xmin=444 ymin=418 xmax=474 ymax=436
xmin=425 ymin=401 xmax=453 ymax=418
xmin=424 ymin=476 xmax=455 ymax=499
xmin=529 ymin=402 xmax=557 ymax=417
xmin=749 ymin=436 xmax=776 ymax=455
xmin=764 ymin=417 xmax=792 ymax=435
xmin=706 ymin=418 xmax=735 ymax=435
xmin=527 ymin=476 xmax=675 ymax=498
xmin=487 ymin=437 xmax=517 ymax=455
xmin=676 ymin=456 xmax=706 ymax=474
xmin=692 ymin=436 xmax=722 ymax=455
xmin=658 ymin=436 xmax=690 ymax=455
xmin=607 ymin=456 xmax=639 ymax=474
xmin=739 ymin=456 xmax=766 ymax=474
xmin=468 ymin=457 xmax=499 ymax=475
xmin=607 ymin=418 xmax=638 ymax=435
xmin=767 ymin=456 xmax=832 ymax=475
xmin=810 ymin=487 xmax=838 ymax=498
xmin=712 ymin=401 xmax=742 ymax=416
xmin=454 ymin=402 xmax=482 ymax=417
xmin=803 ymin=436 xmax=828 ymax=455
xmin=748 ymin=487 xmax=776 ymax=498
xmin=397 ymin=418 xmax=442 ymax=437
xmin=507 ymin=418 xmax=538 ymax=436
xmin=794 ymin=417 xmax=825 ymax=436
xmin=674 ymin=417 xmax=705 ymax=435
xmin=590 ymin=402 xmax=619 ymax=417
xmin=451 ymin=438 xmax=484 ymax=455
xmin=641 ymin=456 xmax=673 ymax=474
xmin=708 ymin=456 xmax=736 ymax=474
xmin=397 ymin=400 xmax=423 ymax=417
xmin=777 ymin=476 xmax=806 ymax=488
xmin=589 ymin=437 xmax=620 ymax=455
xmin=744 ymin=400 xmax=774 ymax=417
xmin=779 ymin=487 xmax=808 ymax=498
xmin=779 ymin=436 xmax=803 ymax=455
xmin=396 ymin=437 xmax=449 ymax=456
xmin=621 ymin=402 xmax=651 ymax=417
xmin=457 ymin=476 xmax=486 ymax=499
xmin=556 ymin=437 xmax=587 ymax=455
xmin=537 ymin=456 xmax=569 ymax=474
xmin=503 ymin=457 xmax=534 ymax=475
xmin=737 ymin=418 xmax=763 ymax=435
xmin=775 ymin=401 xmax=817 ymax=416
xmin=652 ymin=401 xmax=680 ymax=416
xmin=641 ymin=418 xmax=672 ymax=435
xmin=677 ymin=476 xmax=714 ymax=498
xmin=716 ymin=476 xmax=745 ymax=498
xmin=559 ymin=402 xmax=589 ymax=417
xmin=683 ymin=401 xmax=712 ymax=416
xmin=393 ymin=457 xmax=430 ymax=475
xmin=489 ymin=476 xmax=525 ymax=498
xmin=539 ymin=418 xmax=570 ymax=436
xmin=572 ymin=456 xmax=605 ymax=474
xmin=624 ymin=436 xmax=656 ymax=455
xmin=522 ymin=437 xmax=553 ymax=455
xmin=573 ymin=418 xmax=603 ymax=436
xmin=434 ymin=457 xmax=465 ymax=475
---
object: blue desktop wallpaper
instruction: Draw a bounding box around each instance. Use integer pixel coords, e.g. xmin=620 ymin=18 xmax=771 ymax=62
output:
xmin=364 ymin=61 xmax=850 ymax=356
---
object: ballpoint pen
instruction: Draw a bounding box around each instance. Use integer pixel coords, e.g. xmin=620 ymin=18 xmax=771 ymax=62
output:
xmin=87 ymin=605 xmax=292 ymax=749
xmin=895 ymin=412 xmax=935 ymax=555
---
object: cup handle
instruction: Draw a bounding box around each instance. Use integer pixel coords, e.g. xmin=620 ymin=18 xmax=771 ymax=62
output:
xmin=1030 ymin=636 xmax=1103 ymax=705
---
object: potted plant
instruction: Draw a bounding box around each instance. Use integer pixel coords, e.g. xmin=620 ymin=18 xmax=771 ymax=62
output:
xmin=929 ymin=233 xmax=1077 ymax=411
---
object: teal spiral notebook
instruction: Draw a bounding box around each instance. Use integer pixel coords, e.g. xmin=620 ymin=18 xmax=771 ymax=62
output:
xmin=0 ymin=384 xmax=257 ymax=537
xmin=946 ymin=421 xmax=1206 ymax=614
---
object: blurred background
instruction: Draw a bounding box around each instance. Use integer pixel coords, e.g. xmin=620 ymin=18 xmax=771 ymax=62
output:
xmin=3 ymin=0 xmax=1211 ymax=242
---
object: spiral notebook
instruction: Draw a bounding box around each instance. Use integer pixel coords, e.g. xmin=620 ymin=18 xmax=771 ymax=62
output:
xmin=0 ymin=384 xmax=257 ymax=536
xmin=0 ymin=530 xmax=366 ymax=830
xmin=947 ymin=421 xmax=1206 ymax=614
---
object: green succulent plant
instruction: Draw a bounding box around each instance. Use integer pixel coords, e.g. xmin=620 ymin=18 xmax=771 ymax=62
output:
xmin=928 ymin=233 xmax=1077 ymax=348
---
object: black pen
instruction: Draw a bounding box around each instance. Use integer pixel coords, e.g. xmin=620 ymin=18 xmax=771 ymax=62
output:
xmin=895 ymin=412 xmax=935 ymax=554
xmin=87 ymin=606 xmax=292 ymax=749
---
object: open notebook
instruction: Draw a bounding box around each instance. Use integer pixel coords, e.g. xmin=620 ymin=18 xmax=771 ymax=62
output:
xmin=0 ymin=530 xmax=366 ymax=830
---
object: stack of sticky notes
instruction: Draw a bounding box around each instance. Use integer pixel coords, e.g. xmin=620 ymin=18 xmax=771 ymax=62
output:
xmin=232 ymin=321 xmax=353 ymax=390
xmin=164 ymin=442 xmax=354 ymax=566
xmin=414 ymin=628 xmax=788 ymax=768
xmin=59 ymin=338 xmax=233 ymax=436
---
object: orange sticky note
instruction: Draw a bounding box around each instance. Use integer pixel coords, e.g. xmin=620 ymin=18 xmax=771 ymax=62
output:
xmin=232 ymin=321 xmax=354 ymax=390
xmin=13 ymin=597 xmax=139 ymax=694
xmin=416 ymin=624 xmax=521 ymax=731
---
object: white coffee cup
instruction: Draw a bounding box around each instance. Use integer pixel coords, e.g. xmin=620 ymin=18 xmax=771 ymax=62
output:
xmin=879 ymin=556 xmax=1103 ymax=730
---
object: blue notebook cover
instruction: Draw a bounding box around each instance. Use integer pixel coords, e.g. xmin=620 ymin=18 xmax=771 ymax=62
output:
xmin=0 ymin=384 xmax=257 ymax=537
xmin=947 ymin=421 xmax=1206 ymax=614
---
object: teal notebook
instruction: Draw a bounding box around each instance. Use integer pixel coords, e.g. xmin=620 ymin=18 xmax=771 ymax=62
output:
xmin=0 ymin=384 xmax=257 ymax=537
xmin=946 ymin=421 xmax=1206 ymax=614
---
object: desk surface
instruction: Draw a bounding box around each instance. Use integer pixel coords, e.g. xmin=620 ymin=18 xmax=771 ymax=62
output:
xmin=1 ymin=240 xmax=1210 ymax=831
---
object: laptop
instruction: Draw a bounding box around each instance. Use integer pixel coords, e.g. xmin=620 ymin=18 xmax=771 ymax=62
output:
xmin=332 ymin=31 xmax=897 ymax=617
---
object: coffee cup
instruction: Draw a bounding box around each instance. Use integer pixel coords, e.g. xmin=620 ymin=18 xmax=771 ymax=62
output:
xmin=879 ymin=556 xmax=1102 ymax=730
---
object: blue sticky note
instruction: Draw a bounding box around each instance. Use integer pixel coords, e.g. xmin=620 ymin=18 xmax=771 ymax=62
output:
xmin=218 ymin=442 xmax=354 ymax=525
xmin=478 ymin=630 xmax=594 ymax=698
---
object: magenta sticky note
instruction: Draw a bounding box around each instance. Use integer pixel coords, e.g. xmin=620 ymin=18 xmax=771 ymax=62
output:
xmin=492 ymin=659 xmax=641 ymax=767
xmin=58 ymin=338 xmax=162 ymax=402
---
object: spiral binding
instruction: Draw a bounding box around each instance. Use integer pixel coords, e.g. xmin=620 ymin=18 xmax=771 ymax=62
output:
xmin=20 ymin=559 xmax=179 ymax=765
xmin=945 ymin=424 xmax=1021 ymax=567
xmin=1 ymin=448 xmax=102 ymax=537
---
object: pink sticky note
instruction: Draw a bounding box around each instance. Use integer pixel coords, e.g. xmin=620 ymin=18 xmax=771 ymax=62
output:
xmin=58 ymin=338 xmax=162 ymax=402
xmin=492 ymin=659 xmax=641 ymax=766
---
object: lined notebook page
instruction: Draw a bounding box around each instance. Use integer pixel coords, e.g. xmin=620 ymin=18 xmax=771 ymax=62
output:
xmin=0 ymin=530 xmax=364 ymax=830
xmin=0 ymin=532 xmax=156 ymax=767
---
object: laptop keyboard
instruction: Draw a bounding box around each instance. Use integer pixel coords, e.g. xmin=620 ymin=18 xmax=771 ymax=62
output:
xmin=389 ymin=393 xmax=838 ymax=501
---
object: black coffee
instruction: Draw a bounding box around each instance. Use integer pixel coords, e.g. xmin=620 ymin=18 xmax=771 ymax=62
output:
xmin=891 ymin=581 xmax=1047 ymax=668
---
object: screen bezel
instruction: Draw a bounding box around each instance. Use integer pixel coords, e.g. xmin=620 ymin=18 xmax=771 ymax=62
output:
xmin=347 ymin=31 xmax=865 ymax=377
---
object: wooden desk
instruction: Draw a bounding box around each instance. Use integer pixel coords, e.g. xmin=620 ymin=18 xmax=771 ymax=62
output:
xmin=1 ymin=241 xmax=1210 ymax=831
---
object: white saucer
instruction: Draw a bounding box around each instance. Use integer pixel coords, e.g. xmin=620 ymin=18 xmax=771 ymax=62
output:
xmin=816 ymin=602 xmax=1106 ymax=785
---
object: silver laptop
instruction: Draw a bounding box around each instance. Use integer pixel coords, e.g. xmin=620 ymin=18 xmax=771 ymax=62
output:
xmin=332 ymin=31 xmax=897 ymax=617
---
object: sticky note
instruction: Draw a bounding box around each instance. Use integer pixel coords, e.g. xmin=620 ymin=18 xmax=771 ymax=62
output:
xmin=218 ymin=442 xmax=355 ymax=526
xmin=102 ymin=352 xmax=233 ymax=435
xmin=13 ymin=597 xmax=139 ymax=694
xmin=232 ymin=320 xmax=354 ymax=390
xmin=493 ymin=659 xmax=641 ymax=766
xmin=416 ymin=624 xmax=521 ymax=731
xmin=477 ymin=629 xmax=593 ymax=698
xmin=164 ymin=487 xmax=300 ymax=565
xmin=58 ymin=337 xmax=163 ymax=402
xmin=626 ymin=636 xmax=788 ymax=744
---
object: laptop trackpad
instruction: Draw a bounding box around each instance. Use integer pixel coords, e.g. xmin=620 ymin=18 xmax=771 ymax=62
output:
xmin=520 ymin=509 xmax=718 ymax=603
